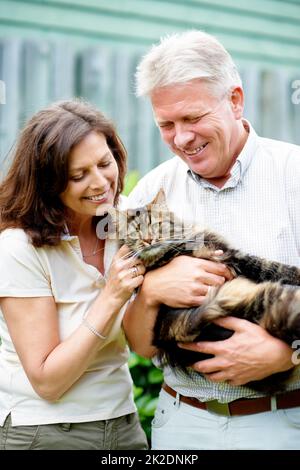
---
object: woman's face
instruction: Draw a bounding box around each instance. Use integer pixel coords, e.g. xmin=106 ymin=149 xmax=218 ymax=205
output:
xmin=60 ymin=131 xmax=119 ymax=221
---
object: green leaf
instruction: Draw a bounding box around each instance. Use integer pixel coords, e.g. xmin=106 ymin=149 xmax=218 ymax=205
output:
xmin=147 ymin=368 xmax=163 ymax=384
xmin=129 ymin=352 xmax=152 ymax=369
xmin=123 ymin=170 xmax=140 ymax=196
xmin=128 ymin=352 xmax=140 ymax=369
xmin=136 ymin=356 xmax=152 ymax=367
xmin=143 ymin=397 xmax=159 ymax=416
xmin=135 ymin=393 xmax=152 ymax=412
xmin=133 ymin=384 xmax=144 ymax=399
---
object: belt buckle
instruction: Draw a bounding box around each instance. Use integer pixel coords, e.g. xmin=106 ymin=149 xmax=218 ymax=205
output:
xmin=205 ymin=400 xmax=231 ymax=416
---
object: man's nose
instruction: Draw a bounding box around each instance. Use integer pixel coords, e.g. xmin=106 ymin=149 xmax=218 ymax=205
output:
xmin=174 ymin=128 xmax=195 ymax=149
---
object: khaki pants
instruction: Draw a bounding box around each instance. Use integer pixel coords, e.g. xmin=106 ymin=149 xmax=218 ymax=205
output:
xmin=0 ymin=413 xmax=148 ymax=450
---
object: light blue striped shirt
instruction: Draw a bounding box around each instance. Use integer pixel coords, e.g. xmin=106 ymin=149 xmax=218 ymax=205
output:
xmin=128 ymin=121 xmax=300 ymax=402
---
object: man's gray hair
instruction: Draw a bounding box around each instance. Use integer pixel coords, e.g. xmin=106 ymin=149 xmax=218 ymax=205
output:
xmin=135 ymin=30 xmax=242 ymax=97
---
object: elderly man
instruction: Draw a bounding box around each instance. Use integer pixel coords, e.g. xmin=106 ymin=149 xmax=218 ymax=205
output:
xmin=124 ymin=30 xmax=300 ymax=449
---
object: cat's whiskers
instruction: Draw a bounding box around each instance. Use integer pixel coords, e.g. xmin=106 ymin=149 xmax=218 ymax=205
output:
xmin=130 ymin=246 xmax=148 ymax=257
xmin=107 ymin=250 xmax=140 ymax=275
xmin=121 ymin=250 xmax=136 ymax=259
xmin=127 ymin=239 xmax=202 ymax=260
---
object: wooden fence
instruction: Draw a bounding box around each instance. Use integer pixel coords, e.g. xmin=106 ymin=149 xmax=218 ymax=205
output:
xmin=1 ymin=38 xmax=299 ymax=175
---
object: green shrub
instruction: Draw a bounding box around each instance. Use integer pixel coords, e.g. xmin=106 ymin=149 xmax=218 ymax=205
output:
xmin=123 ymin=171 xmax=140 ymax=196
xmin=129 ymin=352 xmax=163 ymax=441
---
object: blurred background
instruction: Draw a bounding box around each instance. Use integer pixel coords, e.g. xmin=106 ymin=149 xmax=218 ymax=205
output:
xmin=1 ymin=0 xmax=300 ymax=439
xmin=1 ymin=0 xmax=300 ymax=175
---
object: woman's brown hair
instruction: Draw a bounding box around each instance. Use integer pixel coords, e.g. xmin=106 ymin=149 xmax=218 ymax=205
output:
xmin=0 ymin=99 xmax=127 ymax=247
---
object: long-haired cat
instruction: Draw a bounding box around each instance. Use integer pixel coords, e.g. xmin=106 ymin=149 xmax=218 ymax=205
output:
xmin=107 ymin=190 xmax=300 ymax=392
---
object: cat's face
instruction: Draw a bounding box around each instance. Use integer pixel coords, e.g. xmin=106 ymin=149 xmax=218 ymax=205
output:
xmin=125 ymin=205 xmax=180 ymax=267
xmin=107 ymin=189 xmax=195 ymax=268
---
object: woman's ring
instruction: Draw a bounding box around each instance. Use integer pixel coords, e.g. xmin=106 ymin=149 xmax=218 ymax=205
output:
xmin=131 ymin=266 xmax=139 ymax=278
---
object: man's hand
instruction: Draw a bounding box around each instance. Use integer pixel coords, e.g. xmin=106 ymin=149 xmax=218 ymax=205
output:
xmin=179 ymin=317 xmax=294 ymax=385
xmin=141 ymin=254 xmax=233 ymax=308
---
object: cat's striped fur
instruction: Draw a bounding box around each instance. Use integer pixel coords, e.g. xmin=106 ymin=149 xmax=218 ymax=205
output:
xmin=109 ymin=190 xmax=300 ymax=392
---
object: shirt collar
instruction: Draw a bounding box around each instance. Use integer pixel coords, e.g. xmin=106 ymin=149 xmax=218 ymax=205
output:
xmin=188 ymin=119 xmax=259 ymax=191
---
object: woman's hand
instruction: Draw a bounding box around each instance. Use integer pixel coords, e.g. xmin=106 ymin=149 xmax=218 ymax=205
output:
xmin=141 ymin=254 xmax=233 ymax=308
xmin=102 ymin=245 xmax=145 ymax=308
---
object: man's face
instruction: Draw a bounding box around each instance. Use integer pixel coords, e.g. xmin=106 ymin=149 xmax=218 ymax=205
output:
xmin=151 ymin=80 xmax=246 ymax=183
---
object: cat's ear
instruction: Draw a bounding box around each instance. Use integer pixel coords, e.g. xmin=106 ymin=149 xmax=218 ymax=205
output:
xmin=150 ymin=188 xmax=168 ymax=209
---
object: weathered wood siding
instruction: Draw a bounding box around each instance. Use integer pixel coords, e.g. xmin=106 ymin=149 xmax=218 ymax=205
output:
xmin=0 ymin=0 xmax=300 ymax=173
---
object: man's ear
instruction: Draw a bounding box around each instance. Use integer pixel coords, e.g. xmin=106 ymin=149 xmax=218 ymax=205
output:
xmin=230 ymin=86 xmax=244 ymax=120
xmin=150 ymin=188 xmax=168 ymax=208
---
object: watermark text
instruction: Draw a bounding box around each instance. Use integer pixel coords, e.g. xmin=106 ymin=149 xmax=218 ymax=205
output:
xmin=0 ymin=80 xmax=6 ymax=104
xmin=291 ymin=79 xmax=300 ymax=104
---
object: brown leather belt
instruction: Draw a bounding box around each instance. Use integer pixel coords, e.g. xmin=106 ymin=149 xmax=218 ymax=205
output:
xmin=162 ymin=383 xmax=300 ymax=416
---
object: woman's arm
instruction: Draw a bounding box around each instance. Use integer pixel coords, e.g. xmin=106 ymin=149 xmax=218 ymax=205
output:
xmin=1 ymin=246 xmax=144 ymax=402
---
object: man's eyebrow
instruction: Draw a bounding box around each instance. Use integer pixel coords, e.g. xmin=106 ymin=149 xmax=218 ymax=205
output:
xmin=185 ymin=108 xmax=210 ymax=119
xmin=156 ymin=120 xmax=172 ymax=126
xmin=70 ymin=152 xmax=112 ymax=172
